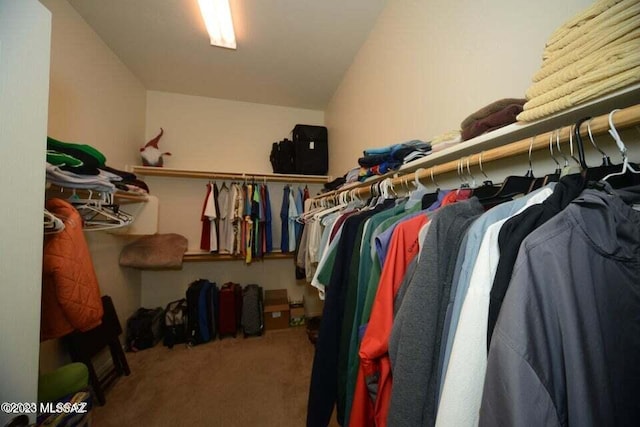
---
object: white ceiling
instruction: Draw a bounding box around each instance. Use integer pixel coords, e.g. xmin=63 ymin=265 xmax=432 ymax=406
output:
xmin=68 ymin=0 xmax=387 ymax=110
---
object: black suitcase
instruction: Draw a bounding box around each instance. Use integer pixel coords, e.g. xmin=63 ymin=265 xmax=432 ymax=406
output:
xmin=241 ymin=284 xmax=264 ymax=337
xmin=292 ymin=124 xmax=328 ymax=175
xmin=163 ymin=298 xmax=188 ymax=348
xmin=270 ymin=139 xmax=296 ymax=174
xmin=126 ymin=306 xmax=164 ymax=351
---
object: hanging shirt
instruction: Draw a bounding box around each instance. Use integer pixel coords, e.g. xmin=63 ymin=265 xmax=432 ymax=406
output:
xmin=281 ymin=186 xmax=290 ymax=252
xmin=288 ymin=188 xmax=298 ymax=252
xmin=312 ymin=210 xmax=359 ymax=298
xmin=232 ymin=183 xmax=244 ymax=255
xmin=295 ymin=187 xmax=304 ymax=243
xmin=200 ymin=183 xmax=212 ymax=251
xmin=436 ymin=187 xmax=554 ymax=427
xmin=307 ymin=204 xmax=390 ymax=427
xmin=264 ymin=184 xmax=273 ymax=253
xmin=387 ymin=198 xmax=483 ymax=427
xmin=351 ymin=213 xmax=430 ymax=427
xmin=252 ymin=184 xmax=262 ymax=258
xmin=488 ymin=173 xmax=585 ymax=348
xmin=217 ymin=184 xmax=231 ymax=254
xmin=202 ymin=183 xmax=219 ymax=252
xmin=343 ymin=202 xmax=407 ymax=425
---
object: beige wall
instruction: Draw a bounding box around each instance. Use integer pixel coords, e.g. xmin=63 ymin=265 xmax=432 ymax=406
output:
xmin=144 ymin=90 xmax=324 ymax=172
xmin=39 ymin=0 xmax=147 ymax=372
xmin=326 ymin=0 xmax=598 ymax=179
xmin=140 ymin=92 xmax=325 ymax=312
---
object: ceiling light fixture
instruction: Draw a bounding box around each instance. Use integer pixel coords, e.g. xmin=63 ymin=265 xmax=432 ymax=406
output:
xmin=197 ymin=0 xmax=237 ymax=49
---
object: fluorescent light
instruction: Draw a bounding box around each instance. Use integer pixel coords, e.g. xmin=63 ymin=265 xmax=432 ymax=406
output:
xmin=198 ymin=0 xmax=237 ymax=49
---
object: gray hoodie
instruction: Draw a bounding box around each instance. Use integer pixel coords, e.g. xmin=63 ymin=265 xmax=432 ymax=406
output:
xmin=480 ymin=186 xmax=640 ymax=426
xmin=388 ymin=197 xmax=484 ymax=426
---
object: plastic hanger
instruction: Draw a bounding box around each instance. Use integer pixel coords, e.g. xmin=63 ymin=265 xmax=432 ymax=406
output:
xmin=574 ymin=115 xmax=637 ymax=186
xmin=478 ymin=139 xmax=536 ymax=201
xmin=406 ymin=168 xmax=428 ymax=209
xmin=524 ymin=135 xmax=546 ymax=192
xmin=420 ymin=168 xmax=440 ymax=209
xmin=586 ymin=117 xmax=613 ymax=166
xmin=69 ymin=189 xmax=133 ymax=231
xmin=44 ymin=209 xmax=65 ymax=234
xmin=542 ymin=132 xmax=563 ymax=185
xmin=471 ymin=151 xmax=502 ymax=199
xmin=602 ymin=109 xmax=640 ymax=184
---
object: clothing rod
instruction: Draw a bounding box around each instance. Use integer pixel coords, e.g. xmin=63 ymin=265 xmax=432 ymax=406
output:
xmin=315 ymin=103 xmax=640 ymax=202
xmin=130 ymin=166 xmax=331 ymax=184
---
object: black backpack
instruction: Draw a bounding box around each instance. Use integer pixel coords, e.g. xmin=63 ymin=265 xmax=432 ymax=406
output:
xmin=270 ymin=139 xmax=296 ymax=174
xmin=186 ymin=279 xmax=218 ymax=345
xmin=126 ymin=307 xmax=164 ymax=352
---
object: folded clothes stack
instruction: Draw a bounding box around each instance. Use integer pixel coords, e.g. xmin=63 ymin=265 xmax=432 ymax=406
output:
xmin=518 ymin=0 xmax=640 ymax=122
xmin=323 ymin=175 xmax=347 ymax=192
xmin=46 ymin=136 xmax=148 ymax=194
xmin=430 ymin=130 xmax=462 ymax=152
xmin=460 ymin=98 xmax=526 ymax=141
xmin=358 ymin=140 xmax=431 ymax=180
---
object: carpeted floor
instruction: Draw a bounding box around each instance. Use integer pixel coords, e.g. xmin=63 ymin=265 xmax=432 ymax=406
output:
xmin=92 ymin=327 xmax=321 ymax=426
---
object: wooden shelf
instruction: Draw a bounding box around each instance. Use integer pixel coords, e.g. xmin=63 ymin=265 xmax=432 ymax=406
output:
xmin=397 ymin=83 xmax=640 ymax=176
xmin=183 ymin=251 xmax=294 ymax=262
xmin=113 ymin=192 xmax=149 ymax=204
xmin=130 ymin=166 xmax=331 ymax=184
xmin=315 ymin=85 xmax=640 ymax=201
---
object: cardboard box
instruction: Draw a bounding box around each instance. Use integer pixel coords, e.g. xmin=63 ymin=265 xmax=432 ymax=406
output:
xmin=264 ymin=289 xmax=290 ymax=330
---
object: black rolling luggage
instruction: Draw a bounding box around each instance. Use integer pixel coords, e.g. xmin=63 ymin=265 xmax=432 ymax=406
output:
xmin=292 ymin=124 xmax=328 ymax=175
xmin=241 ymin=284 xmax=264 ymax=337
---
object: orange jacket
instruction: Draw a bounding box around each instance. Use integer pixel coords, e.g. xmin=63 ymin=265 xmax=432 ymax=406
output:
xmin=41 ymin=198 xmax=103 ymax=341
xmin=351 ymin=214 xmax=428 ymax=427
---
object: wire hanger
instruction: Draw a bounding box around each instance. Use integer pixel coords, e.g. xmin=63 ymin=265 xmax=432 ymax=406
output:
xmin=542 ymin=131 xmax=563 ymax=185
xmin=472 ymin=151 xmax=501 ymax=199
xmin=466 ymin=157 xmax=477 ymax=188
xmin=526 ymin=136 xmax=536 ymax=178
xmin=457 ymin=158 xmax=469 ymax=189
xmin=586 ymin=117 xmax=613 ymax=166
xmin=567 ymin=127 xmax=582 ymax=167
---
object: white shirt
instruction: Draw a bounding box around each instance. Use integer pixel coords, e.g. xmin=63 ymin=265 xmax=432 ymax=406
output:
xmin=217 ymin=184 xmax=232 ymax=254
xmin=436 ymin=188 xmax=553 ymax=427
xmin=203 ymin=183 xmax=218 ymax=252
xmin=288 ymin=189 xmax=298 ymax=251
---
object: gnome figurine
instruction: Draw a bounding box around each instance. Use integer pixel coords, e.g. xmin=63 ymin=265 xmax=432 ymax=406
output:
xmin=140 ymin=128 xmax=171 ymax=167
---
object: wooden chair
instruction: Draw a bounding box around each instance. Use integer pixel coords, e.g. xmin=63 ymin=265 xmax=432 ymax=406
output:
xmin=64 ymin=295 xmax=130 ymax=405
